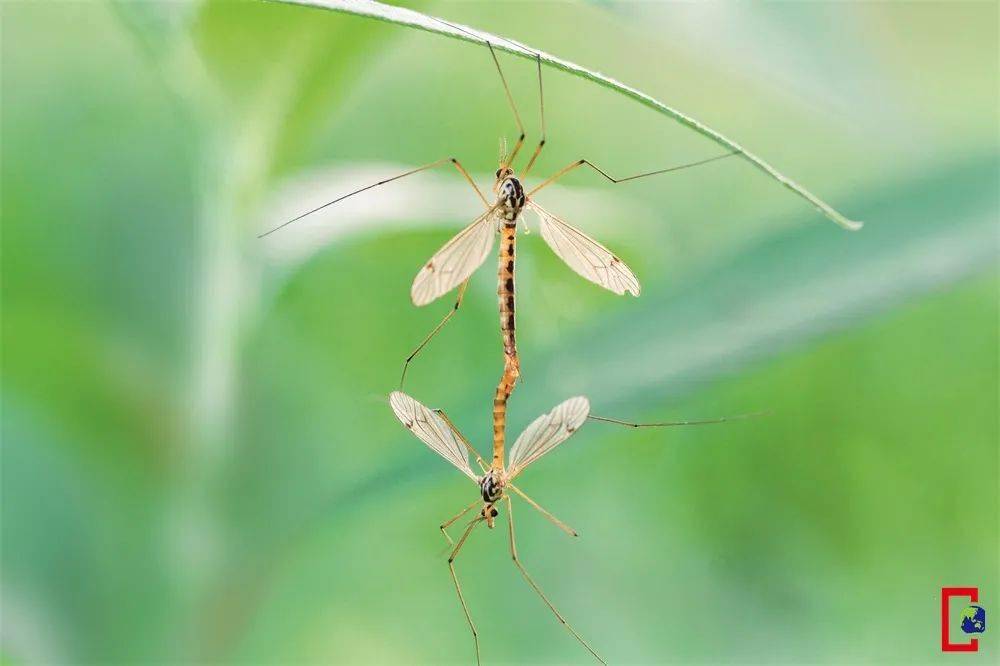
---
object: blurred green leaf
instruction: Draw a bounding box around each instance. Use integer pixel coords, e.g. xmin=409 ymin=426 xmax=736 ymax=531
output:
xmin=109 ymin=0 xmax=200 ymax=61
xmin=191 ymin=1 xmax=394 ymax=181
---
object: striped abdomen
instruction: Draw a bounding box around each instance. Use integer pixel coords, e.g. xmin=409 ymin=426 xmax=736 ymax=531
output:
xmin=492 ymin=222 xmax=520 ymax=469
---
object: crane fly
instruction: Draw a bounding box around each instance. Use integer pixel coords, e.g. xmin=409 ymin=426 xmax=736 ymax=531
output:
xmin=259 ymin=32 xmax=735 ymax=475
xmin=389 ymin=390 xmax=760 ymax=664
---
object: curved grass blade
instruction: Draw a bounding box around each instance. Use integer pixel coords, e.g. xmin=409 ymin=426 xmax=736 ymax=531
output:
xmin=272 ymin=0 xmax=862 ymax=231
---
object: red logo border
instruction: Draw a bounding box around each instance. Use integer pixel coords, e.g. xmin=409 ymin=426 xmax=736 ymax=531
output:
xmin=941 ymin=587 xmax=979 ymax=652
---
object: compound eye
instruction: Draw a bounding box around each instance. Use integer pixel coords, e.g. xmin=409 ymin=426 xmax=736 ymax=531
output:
xmin=490 ymin=508 xmax=498 ymax=518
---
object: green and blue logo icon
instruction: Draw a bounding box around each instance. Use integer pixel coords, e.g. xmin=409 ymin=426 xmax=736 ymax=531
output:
xmin=961 ymin=605 xmax=986 ymax=634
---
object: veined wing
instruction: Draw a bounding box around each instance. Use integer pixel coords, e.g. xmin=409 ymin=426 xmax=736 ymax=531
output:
xmin=507 ymin=396 xmax=590 ymax=480
xmin=389 ymin=391 xmax=477 ymax=481
xmin=529 ymin=201 xmax=640 ymax=297
xmin=411 ymin=209 xmax=496 ymax=306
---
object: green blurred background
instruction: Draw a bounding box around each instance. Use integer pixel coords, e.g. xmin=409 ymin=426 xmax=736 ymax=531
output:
xmin=2 ymin=1 xmax=997 ymax=663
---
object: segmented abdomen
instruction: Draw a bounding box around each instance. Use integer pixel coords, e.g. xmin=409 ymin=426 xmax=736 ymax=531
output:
xmin=492 ymin=222 xmax=519 ymax=469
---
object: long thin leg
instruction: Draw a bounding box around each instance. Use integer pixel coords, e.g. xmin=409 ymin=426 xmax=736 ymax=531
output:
xmin=440 ymin=500 xmax=480 ymax=547
xmin=508 ymin=484 xmax=577 ymax=537
xmin=527 ymin=150 xmax=738 ymax=197
xmin=434 ymin=408 xmax=488 ymax=474
xmin=588 ymin=411 xmax=766 ymax=428
xmin=448 ymin=517 xmax=484 ymax=666
xmin=399 ymin=280 xmax=469 ymax=389
xmin=424 ymin=16 xmax=542 ymax=175
xmin=259 ymin=157 xmax=488 ymax=238
xmin=520 ymin=55 xmax=546 ymax=180
xmin=487 ymin=43 xmax=526 ymax=169
xmin=504 ymin=497 xmax=606 ymax=664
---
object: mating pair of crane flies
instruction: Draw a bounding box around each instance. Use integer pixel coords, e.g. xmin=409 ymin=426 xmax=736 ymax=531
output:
xmin=262 ymin=23 xmax=753 ymax=666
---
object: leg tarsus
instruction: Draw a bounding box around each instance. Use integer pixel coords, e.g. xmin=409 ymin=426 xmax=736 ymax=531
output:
xmin=521 ymin=54 xmax=547 ymax=179
xmin=448 ymin=158 xmax=490 ymax=207
xmin=399 ymin=280 xmax=469 ymax=389
xmin=439 ymin=500 xmax=479 ymax=548
xmin=487 ymin=42 xmax=526 ymax=168
xmin=504 ymin=498 xmax=605 ymax=664
xmin=527 ymin=151 xmax=738 ymax=197
xmin=508 ymin=484 xmax=577 ymax=537
xmin=448 ymin=562 xmax=481 ymax=665
xmin=446 ymin=517 xmax=483 ymax=665
xmin=260 ymin=156 xmax=487 ymax=238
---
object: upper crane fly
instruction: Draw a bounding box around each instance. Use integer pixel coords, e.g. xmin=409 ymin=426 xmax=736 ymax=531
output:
xmin=258 ymin=36 xmax=734 ymax=379
xmin=259 ymin=30 xmax=735 ymax=469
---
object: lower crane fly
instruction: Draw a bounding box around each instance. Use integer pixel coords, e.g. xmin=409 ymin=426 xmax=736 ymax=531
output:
xmin=389 ymin=390 xmax=757 ymax=664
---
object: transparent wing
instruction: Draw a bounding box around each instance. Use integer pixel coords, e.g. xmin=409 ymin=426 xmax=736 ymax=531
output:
xmin=529 ymin=201 xmax=640 ymax=296
xmin=389 ymin=391 xmax=477 ymax=481
xmin=411 ymin=210 xmax=496 ymax=306
xmin=507 ymin=396 xmax=590 ymax=479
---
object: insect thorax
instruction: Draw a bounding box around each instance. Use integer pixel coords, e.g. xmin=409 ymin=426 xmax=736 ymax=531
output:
xmin=479 ymin=469 xmax=505 ymax=502
xmin=497 ymin=176 xmax=525 ymax=222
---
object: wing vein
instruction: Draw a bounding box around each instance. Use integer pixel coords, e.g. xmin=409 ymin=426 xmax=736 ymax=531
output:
xmin=528 ymin=201 xmax=639 ymax=296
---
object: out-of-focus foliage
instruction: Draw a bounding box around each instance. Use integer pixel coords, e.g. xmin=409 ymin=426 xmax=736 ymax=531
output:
xmin=1 ymin=1 xmax=996 ymax=664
